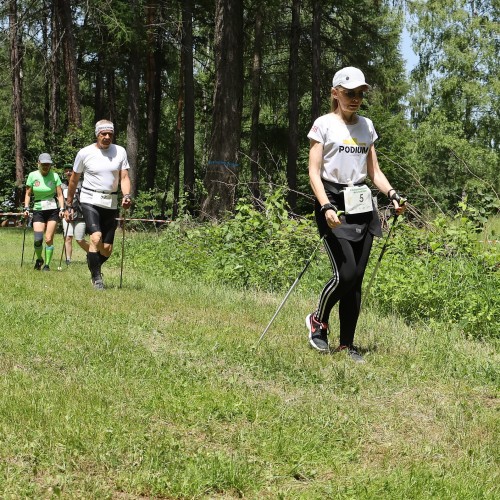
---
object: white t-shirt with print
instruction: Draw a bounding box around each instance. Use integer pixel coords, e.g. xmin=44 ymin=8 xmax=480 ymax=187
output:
xmin=307 ymin=114 xmax=378 ymax=184
xmin=73 ymin=143 xmax=129 ymax=208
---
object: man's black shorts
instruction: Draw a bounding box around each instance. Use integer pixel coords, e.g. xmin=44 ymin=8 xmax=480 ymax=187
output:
xmin=80 ymin=203 xmax=118 ymax=244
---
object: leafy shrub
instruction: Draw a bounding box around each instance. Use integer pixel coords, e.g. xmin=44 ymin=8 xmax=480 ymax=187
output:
xmin=370 ymin=208 xmax=499 ymax=339
xmin=127 ymin=189 xmax=318 ymax=292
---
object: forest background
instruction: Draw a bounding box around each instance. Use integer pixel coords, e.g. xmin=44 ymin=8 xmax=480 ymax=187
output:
xmin=0 ymin=0 xmax=498 ymax=221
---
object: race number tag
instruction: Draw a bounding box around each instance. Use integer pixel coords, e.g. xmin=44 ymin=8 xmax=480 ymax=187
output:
xmin=92 ymin=192 xmax=114 ymax=208
xmin=41 ymin=199 xmax=57 ymax=210
xmin=344 ymin=185 xmax=373 ymax=214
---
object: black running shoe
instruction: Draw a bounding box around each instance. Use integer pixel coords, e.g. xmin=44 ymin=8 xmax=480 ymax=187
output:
xmin=34 ymin=259 xmax=44 ymax=270
xmin=305 ymin=313 xmax=329 ymax=352
xmin=42 ymin=265 xmax=50 ymax=271
xmin=348 ymin=346 xmax=365 ymax=364
xmin=333 ymin=344 xmax=365 ymax=364
xmin=91 ymin=274 xmax=105 ymax=290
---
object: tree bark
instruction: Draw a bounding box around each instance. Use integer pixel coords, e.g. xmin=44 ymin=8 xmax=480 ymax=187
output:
xmin=145 ymin=1 xmax=163 ymax=190
xmin=56 ymin=0 xmax=81 ymax=131
xmin=49 ymin=0 xmax=61 ymax=134
xmin=182 ymin=0 xmax=195 ymax=213
xmin=9 ymin=0 xmax=26 ymax=206
xmin=201 ymin=0 xmax=244 ymax=219
xmin=126 ymin=0 xmax=141 ymax=198
xmin=287 ymin=0 xmax=301 ymax=212
xmin=249 ymin=4 xmax=263 ymax=202
xmin=311 ymin=0 xmax=321 ymax=122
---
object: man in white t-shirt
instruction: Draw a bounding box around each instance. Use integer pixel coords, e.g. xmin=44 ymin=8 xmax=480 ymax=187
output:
xmin=65 ymin=120 xmax=132 ymax=290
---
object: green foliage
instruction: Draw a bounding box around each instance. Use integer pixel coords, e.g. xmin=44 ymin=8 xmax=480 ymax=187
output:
xmin=371 ymin=209 xmax=499 ymax=339
xmin=128 ymin=189 xmax=317 ymax=291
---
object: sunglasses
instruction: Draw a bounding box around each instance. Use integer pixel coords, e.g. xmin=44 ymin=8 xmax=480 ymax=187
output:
xmin=340 ymin=89 xmax=366 ymax=99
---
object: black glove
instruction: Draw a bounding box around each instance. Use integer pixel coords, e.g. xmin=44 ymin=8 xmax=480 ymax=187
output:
xmin=388 ymin=189 xmax=403 ymax=203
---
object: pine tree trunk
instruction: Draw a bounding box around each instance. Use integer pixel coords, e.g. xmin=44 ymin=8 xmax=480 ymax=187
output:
xmin=249 ymin=5 xmax=263 ymax=202
xmin=201 ymin=0 xmax=244 ymax=219
xmin=287 ymin=0 xmax=301 ymax=212
xmin=145 ymin=1 xmax=163 ymax=190
xmin=9 ymin=0 xmax=26 ymax=206
xmin=311 ymin=0 xmax=321 ymax=122
xmin=49 ymin=0 xmax=60 ymax=134
xmin=56 ymin=0 xmax=81 ymax=131
xmin=126 ymin=0 xmax=141 ymax=198
xmin=182 ymin=0 xmax=195 ymax=213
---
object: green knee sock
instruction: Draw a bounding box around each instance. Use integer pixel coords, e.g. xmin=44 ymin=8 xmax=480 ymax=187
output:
xmin=34 ymin=243 xmax=43 ymax=260
xmin=45 ymin=245 xmax=54 ymax=266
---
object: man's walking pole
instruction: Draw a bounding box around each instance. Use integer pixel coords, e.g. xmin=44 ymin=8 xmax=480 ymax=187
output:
xmin=255 ymin=235 xmax=325 ymax=349
xmin=119 ymin=211 xmax=127 ymax=289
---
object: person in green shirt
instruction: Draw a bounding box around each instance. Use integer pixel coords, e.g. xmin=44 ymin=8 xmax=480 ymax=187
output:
xmin=23 ymin=153 xmax=65 ymax=271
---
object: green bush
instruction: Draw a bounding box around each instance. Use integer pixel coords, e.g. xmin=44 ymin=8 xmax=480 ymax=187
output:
xmin=371 ymin=208 xmax=499 ymax=339
xmin=127 ymin=189 xmax=318 ymax=292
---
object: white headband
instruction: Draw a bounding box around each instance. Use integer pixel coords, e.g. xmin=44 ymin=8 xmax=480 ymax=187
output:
xmin=95 ymin=123 xmax=114 ymax=136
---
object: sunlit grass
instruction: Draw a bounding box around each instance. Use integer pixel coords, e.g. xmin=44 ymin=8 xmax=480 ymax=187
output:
xmin=0 ymin=228 xmax=498 ymax=498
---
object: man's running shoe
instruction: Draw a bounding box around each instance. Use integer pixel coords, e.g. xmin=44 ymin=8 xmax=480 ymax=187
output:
xmin=91 ymin=274 xmax=105 ymax=290
xmin=42 ymin=265 xmax=50 ymax=271
xmin=333 ymin=344 xmax=366 ymax=364
xmin=34 ymin=259 xmax=44 ymax=270
xmin=305 ymin=313 xmax=329 ymax=353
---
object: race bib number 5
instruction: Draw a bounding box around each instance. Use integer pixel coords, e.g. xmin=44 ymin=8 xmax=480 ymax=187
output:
xmin=344 ymin=185 xmax=373 ymax=214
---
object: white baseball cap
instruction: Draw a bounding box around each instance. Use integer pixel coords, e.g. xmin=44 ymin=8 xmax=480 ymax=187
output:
xmin=332 ymin=67 xmax=371 ymax=89
xmin=38 ymin=153 xmax=53 ymax=164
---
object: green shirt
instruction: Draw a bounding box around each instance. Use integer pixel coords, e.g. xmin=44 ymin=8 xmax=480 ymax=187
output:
xmin=26 ymin=170 xmax=62 ymax=211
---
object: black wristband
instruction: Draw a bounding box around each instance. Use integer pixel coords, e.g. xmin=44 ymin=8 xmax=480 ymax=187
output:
xmin=320 ymin=203 xmax=337 ymax=214
xmin=24 ymin=206 xmax=29 ymax=211
xmin=389 ymin=191 xmax=401 ymax=203
xmin=387 ymin=188 xmax=396 ymax=197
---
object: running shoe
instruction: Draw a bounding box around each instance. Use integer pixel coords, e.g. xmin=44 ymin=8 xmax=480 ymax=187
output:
xmin=333 ymin=344 xmax=366 ymax=364
xmin=34 ymin=259 xmax=44 ymax=270
xmin=305 ymin=313 xmax=329 ymax=352
xmin=42 ymin=265 xmax=50 ymax=271
xmin=348 ymin=346 xmax=365 ymax=364
xmin=91 ymin=274 xmax=105 ymax=290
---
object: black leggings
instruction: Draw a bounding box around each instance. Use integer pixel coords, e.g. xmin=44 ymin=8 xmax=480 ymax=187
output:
xmin=316 ymin=233 xmax=373 ymax=346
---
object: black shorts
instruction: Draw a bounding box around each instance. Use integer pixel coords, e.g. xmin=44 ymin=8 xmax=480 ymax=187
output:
xmin=80 ymin=203 xmax=118 ymax=244
xmin=33 ymin=208 xmax=60 ymax=224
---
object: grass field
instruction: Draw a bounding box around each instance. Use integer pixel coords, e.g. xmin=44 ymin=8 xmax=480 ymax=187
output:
xmin=0 ymin=227 xmax=498 ymax=499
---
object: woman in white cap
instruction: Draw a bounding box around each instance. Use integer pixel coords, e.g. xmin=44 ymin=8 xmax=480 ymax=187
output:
xmin=305 ymin=66 xmax=406 ymax=362
xmin=23 ymin=153 xmax=65 ymax=271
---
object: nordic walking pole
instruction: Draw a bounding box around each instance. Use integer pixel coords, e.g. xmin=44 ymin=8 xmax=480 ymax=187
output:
xmin=57 ymin=219 xmax=71 ymax=271
xmin=363 ymin=199 xmax=407 ymax=301
xmin=119 ymin=210 xmax=127 ymax=289
xmin=20 ymin=214 xmax=31 ymax=267
xmin=255 ymin=235 xmax=326 ymax=349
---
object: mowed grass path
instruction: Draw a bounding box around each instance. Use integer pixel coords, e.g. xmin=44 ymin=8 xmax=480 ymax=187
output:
xmin=0 ymin=228 xmax=498 ymax=499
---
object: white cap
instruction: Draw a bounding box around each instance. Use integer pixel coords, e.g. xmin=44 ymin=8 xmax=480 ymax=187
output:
xmin=38 ymin=153 xmax=53 ymax=164
xmin=332 ymin=67 xmax=371 ymax=89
